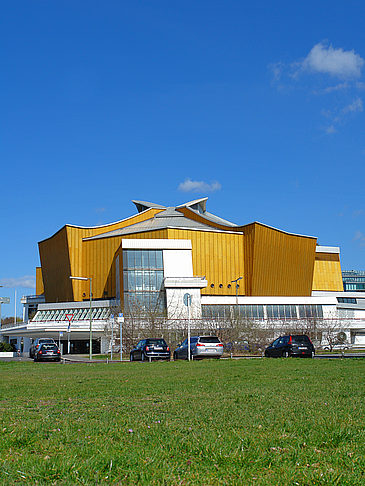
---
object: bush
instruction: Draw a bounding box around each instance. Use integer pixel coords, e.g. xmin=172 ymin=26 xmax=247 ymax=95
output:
xmin=0 ymin=342 xmax=15 ymax=352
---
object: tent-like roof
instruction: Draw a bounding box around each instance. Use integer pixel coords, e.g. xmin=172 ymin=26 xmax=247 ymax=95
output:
xmin=84 ymin=198 xmax=239 ymax=241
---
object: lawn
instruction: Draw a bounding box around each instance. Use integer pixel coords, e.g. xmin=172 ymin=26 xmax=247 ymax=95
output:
xmin=0 ymin=359 xmax=364 ymax=485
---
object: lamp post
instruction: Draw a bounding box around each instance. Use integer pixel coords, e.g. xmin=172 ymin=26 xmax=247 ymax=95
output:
xmin=70 ymin=276 xmax=93 ymax=360
xmin=231 ymin=276 xmax=243 ymax=315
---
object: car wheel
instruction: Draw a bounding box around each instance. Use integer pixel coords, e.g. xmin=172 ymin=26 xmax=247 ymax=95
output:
xmin=130 ymin=353 xmax=134 ymax=362
xmin=141 ymin=352 xmax=145 ymax=362
xmin=311 ymin=351 xmax=315 ymax=359
xmin=283 ymin=351 xmax=289 ymax=358
xmin=173 ymin=352 xmax=178 ymax=360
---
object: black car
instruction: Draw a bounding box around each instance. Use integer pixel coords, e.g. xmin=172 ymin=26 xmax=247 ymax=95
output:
xmin=264 ymin=335 xmax=315 ymax=358
xmin=34 ymin=343 xmax=61 ymax=362
xmin=130 ymin=338 xmax=170 ymax=361
xmin=29 ymin=338 xmax=57 ymax=358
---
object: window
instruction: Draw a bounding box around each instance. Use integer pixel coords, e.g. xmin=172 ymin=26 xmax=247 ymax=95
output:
xmin=122 ymin=249 xmax=166 ymax=315
xmin=337 ymin=297 xmax=357 ymax=304
xmin=298 ymin=305 xmax=323 ymax=318
xmin=267 ymin=305 xmax=298 ymax=319
xmin=201 ymin=304 xmax=263 ymax=319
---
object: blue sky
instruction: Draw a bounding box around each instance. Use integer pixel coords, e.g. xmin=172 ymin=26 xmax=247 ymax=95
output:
xmin=1 ymin=1 xmax=364 ymax=316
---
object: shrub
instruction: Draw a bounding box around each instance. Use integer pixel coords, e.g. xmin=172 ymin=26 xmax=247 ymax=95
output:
xmin=0 ymin=342 xmax=15 ymax=352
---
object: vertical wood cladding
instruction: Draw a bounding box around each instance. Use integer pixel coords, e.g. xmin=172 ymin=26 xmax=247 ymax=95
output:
xmin=312 ymin=253 xmax=343 ymax=291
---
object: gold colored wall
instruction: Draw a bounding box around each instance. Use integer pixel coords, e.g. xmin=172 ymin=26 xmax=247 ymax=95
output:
xmin=36 ymin=267 xmax=44 ymax=296
xmin=166 ymin=228 xmax=245 ymax=296
xmin=38 ymin=227 xmax=73 ymax=302
xmin=113 ymin=228 xmax=244 ymax=297
xmin=243 ymin=223 xmax=317 ymax=296
xmin=38 ymin=209 xmax=163 ymax=302
xmin=38 ymin=205 xmax=340 ymax=303
xmin=312 ymin=253 xmax=343 ymax=291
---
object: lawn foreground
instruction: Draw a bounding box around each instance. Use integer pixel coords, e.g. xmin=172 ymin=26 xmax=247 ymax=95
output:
xmin=0 ymin=359 xmax=364 ymax=485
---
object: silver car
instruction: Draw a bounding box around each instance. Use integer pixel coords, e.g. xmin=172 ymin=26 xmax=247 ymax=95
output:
xmin=173 ymin=336 xmax=224 ymax=360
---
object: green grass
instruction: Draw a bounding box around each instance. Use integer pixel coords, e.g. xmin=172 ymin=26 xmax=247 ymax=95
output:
xmin=0 ymin=359 xmax=364 ymax=485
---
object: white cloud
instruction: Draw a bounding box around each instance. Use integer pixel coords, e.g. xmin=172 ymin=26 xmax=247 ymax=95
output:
xmin=0 ymin=276 xmax=36 ymax=289
xmin=269 ymin=62 xmax=284 ymax=81
xmin=317 ymin=82 xmax=349 ymax=94
xmin=178 ymin=178 xmax=222 ymax=193
xmin=342 ymin=97 xmax=363 ymax=114
xmin=324 ymin=125 xmax=337 ymax=134
xmin=301 ymin=42 xmax=364 ymax=79
xmin=354 ymin=231 xmax=365 ymax=247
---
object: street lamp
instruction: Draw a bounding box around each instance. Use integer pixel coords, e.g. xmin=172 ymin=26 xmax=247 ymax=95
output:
xmin=231 ymin=277 xmax=243 ymax=314
xmin=70 ymin=276 xmax=93 ymax=360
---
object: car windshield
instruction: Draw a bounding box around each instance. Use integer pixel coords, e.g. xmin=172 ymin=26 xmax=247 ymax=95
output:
xmin=146 ymin=339 xmax=166 ymax=346
xmin=199 ymin=337 xmax=220 ymax=344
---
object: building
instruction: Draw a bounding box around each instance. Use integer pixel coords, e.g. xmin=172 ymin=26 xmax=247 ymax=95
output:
xmin=342 ymin=270 xmax=365 ymax=292
xmin=2 ymin=198 xmax=365 ymax=353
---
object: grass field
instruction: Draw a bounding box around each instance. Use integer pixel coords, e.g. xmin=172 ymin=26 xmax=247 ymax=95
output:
xmin=0 ymin=359 xmax=364 ymax=485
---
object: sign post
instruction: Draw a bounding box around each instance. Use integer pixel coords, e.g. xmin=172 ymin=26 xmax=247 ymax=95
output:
xmin=110 ymin=314 xmax=114 ymax=361
xmin=58 ymin=331 xmax=63 ymax=350
xmin=183 ymin=293 xmax=192 ymax=361
xmin=66 ymin=314 xmax=74 ymax=354
xmin=117 ymin=313 xmax=124 ymax=361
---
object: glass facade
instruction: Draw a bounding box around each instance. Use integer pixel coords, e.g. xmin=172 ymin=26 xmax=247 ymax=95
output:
xmin=33 ymin=307 xmax=110 ymax=321
xmin=266 ymin=304 xmax=297 ymax=319
xmin=202 ymin=304 xmax=264 ymax=319
xmin=298 ymin=305 xmax=323 ymax=319
xmin=202 ymin=304 xmax=324 ymax=320
xmin=122 ymin=249 xmax=166 ymax=315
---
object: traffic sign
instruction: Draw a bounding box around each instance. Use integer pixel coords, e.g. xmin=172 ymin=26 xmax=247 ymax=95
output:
xmin=183 ymin=293 xmax=192 ymax=306
xmin=66 ymin=313 xmax=74 ymax=332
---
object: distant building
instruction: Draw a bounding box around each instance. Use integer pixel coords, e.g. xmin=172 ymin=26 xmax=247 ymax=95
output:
xmin=342 ymin=270 xmax=365 ymax=292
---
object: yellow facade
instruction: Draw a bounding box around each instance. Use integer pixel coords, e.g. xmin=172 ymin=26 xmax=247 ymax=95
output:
xmin=39 ymin=208 xmax=163 ymax=302
xmin=37 ymin=202 xmax=343 ymax=303
xmin=242 ymin=223 xmax=317 ymax=296
xmin=312 ymin=252 xmax=344 ymax=291
xmin=36 ymin=267 xmax=44 ymax=296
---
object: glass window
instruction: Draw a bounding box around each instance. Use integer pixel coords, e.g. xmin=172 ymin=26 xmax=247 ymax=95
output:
xmin=156 ymin=251 xmax=163 ymax=269
xmin=149 ymin=251 xmax=156 ymax=269
xmin=142 ymin=250 xmax=149 ymax=268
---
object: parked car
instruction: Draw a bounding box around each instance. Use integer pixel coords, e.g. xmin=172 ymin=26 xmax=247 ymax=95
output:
xmin=264 ymin=335 xmax=315 ymax=358
xmin=130 ymin=338 xmax=170 ymax=361
xmin=29 ymin=338 xmax=57 ymax=358
xmin=34 ymin=343 xmax=61 ymax=362
xmin=173 ymin=336 xmax=224 ymax=360
xmin=320 ymin=343 xmax=352 ymax=351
